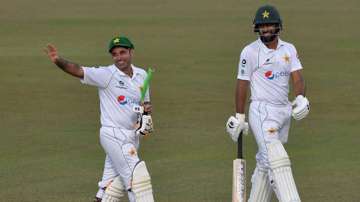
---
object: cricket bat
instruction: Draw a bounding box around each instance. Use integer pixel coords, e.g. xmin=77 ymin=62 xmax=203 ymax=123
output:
xmin=133 ymin=68 xmax=154 ymax=116
xmin=140 ymin=68 xmax=154 ymax=103
xmin=232 ymin=131 xmax=246 ymax=202
xmin=138 ymin=67 xmax=154 ymax=117
xmin=133 ymin=68 xmax=154 ymax=134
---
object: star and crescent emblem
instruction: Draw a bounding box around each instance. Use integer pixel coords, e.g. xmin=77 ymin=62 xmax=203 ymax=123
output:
xmin=262 ymin=10 xmax=270 ymax=18
xmin=283 ymin=54 xmax=290 ymax=63
xmin=113 ymin=38 xmax=120 ymax=43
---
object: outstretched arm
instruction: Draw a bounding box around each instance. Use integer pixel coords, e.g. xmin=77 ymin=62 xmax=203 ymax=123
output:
xmin=44 ymin=44 xmax=84 ymax=78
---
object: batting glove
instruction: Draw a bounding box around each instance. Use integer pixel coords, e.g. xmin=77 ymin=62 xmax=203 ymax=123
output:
xmin=226 ymin=113 xmax=249 ymax=142
xmin=292 ymin=95 xmax=310 ymax=120
xmin=136 ymin=115 xmax=153 ymax=136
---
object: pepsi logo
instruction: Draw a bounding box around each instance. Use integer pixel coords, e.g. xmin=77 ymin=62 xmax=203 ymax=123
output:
xmin=265 ymin=71 xmax=289 ymax=80
xmin=265 ymin=71 xmax=274 ymax=80
xmin=117 ymin=95 xmax=128 ymax=105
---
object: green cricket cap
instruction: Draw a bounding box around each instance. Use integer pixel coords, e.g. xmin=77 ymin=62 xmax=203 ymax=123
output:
xmin=108 ymin=36 xmax=134 ymax=52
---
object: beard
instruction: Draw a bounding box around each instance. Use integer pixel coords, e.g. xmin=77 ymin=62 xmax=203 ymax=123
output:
xmin=258 ymin=25 xmax=281 ymax=44
xmin=260 ymin=34 xmax=278 ymax=44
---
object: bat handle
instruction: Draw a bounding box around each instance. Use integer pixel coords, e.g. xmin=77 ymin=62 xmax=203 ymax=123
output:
xmin=237 ymin=131 xmax=243 ymax=159
xmin=142 ymin=101 xmax=150 ymax=115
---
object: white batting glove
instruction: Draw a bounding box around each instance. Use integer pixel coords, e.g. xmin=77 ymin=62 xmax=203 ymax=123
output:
xmin=292 ymin=95 xmax=310 ymax=120
xmin=226 ymin=113 xmax=249 ymax=142
xmin=135 ymin=115 xmax=153 ymax=136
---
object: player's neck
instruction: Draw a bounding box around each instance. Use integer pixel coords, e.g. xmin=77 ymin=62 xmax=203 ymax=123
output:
xmin=265 ymin=38 xmax=278 ymax=50
xmin=116 ymin=64 xmax=133 ymax=77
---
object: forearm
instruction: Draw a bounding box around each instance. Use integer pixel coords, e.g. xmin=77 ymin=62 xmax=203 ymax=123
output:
xmin=293 ymin=78 xmax=305 ymax=96
xmin=291 ymin=70 xmax=305 ymax=96
xmin=235 ymin=80 xmax=249 ymax=114
xmin=54 ymin=57 xmax=84 ymax=78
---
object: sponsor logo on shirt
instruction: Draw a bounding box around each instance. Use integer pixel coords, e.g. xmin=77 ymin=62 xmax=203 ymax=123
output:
xmin=261 ymin=55 xmax=275 ymax=66
xmin=263 ymin=58 xmax=273 ymax=65
xmin=115 ymin=80 xmax=127 ymax=89
xmin=117 ymin=95 xmax=138 ymax=106
xmin=241 ymin=69 xmax=245 ymax=75
xmin=117 ymin=95 xmax=128 ymax=105
xmin=265 ymin=71 xmax=289 ymax=80
xmin=240 ymin=59 xmax=247 ymax=75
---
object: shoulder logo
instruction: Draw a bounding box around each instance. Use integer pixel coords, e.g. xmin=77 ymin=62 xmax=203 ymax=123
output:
xmin=241 ymin=69 xmax=245 ymax=75
xmin=241 ymin=59 xmax=247 ymax=69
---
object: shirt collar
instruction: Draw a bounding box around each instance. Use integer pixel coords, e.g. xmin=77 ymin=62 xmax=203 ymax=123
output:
xmin=131 ymin=65 xmax=142 ymax=77
xmin=257 ymin=38 xmax=285 ymax=53
xmin=114 ymin=64 xmax=141 ymax=79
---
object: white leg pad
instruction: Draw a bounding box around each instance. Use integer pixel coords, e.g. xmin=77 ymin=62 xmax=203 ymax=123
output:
xmin=102 ymin=176 xmax=126 ymax=202
xmin=248 ymin=166 xmax=273 ymax=202
xmin=267 ymin=140 xmax=300 ymax=202
xmin=131 ymin=161 xmax=154 ymax=202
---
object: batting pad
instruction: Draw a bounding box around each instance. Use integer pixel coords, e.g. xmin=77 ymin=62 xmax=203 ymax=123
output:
xmin=248 ymin=166 xmax=273 ymax=202
xmin=131 ymin=161 xmax=154 ymax=202
xmin=268 ymin=140 xmax=300 ymax=202
xmin=102 ymin=176 xmax=125 ymax=202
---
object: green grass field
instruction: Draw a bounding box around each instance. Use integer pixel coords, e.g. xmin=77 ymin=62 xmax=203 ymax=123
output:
xmin=1 ymin=0 xmax=359 ymax=201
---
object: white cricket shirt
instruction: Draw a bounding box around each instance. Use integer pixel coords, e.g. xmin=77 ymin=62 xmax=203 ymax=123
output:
xmin=81 ymin=64 xmax=150 ymax=129
xmin=237 ymin=38 xmax=302 ymax=105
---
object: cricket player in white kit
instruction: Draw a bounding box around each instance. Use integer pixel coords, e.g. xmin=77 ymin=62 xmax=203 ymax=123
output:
xmin=44 ymin=36 xmax=155 ymax=202
xmin=226 ymin=5 xmax=310 ymax=202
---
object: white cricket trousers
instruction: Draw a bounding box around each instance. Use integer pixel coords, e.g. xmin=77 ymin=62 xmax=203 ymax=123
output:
xmin=249 ymin=101 xmax=292 ymax=168
xmin=98 ymin=126 xmax=140 ymax=191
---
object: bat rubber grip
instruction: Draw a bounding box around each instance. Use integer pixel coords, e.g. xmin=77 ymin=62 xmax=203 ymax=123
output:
xmin=237 ymin=132 xmax=243 ymax=159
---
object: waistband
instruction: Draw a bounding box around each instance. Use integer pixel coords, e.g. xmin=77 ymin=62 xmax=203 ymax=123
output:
xmin=101 ymin=125 xmax=135 ymax=131
xmin=250 ymin=100 xmax=291 ymax=107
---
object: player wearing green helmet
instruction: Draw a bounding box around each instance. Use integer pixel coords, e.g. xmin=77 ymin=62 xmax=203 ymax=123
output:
xmin=253 ymin=5 xmax=282 ymax=44
xmin=226 ymin=4 xmax=309 ymax=202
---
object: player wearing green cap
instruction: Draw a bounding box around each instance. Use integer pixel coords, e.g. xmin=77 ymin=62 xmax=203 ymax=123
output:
xmin=44 ymin=36 xmax=155 ymax=202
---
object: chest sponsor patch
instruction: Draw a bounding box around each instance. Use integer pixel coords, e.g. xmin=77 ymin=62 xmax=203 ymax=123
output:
xmin=117 ymin=95 xmax=139 ymax=106
xmin=117 ymin=95 xmax=128 ymax=105
xmin=265 ymin=71 xmax=289 ymax=80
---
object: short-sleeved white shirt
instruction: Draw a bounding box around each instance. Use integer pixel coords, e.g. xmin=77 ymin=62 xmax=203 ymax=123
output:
xmin=81 ymin=64 xmax=150 ymax=129
xmin=237 ymin=38 xmax=302 ymax=105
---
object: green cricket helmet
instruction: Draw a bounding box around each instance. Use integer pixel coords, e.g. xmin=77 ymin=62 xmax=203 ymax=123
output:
xmin=108 ymin=36 xmax=134 ymax=53
xmin=253 ymin=5 xmax=282 ymax=32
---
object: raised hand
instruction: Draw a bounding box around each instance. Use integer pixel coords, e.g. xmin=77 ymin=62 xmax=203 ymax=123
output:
xmin=44 ymin=44 xmax=59 ymax=63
